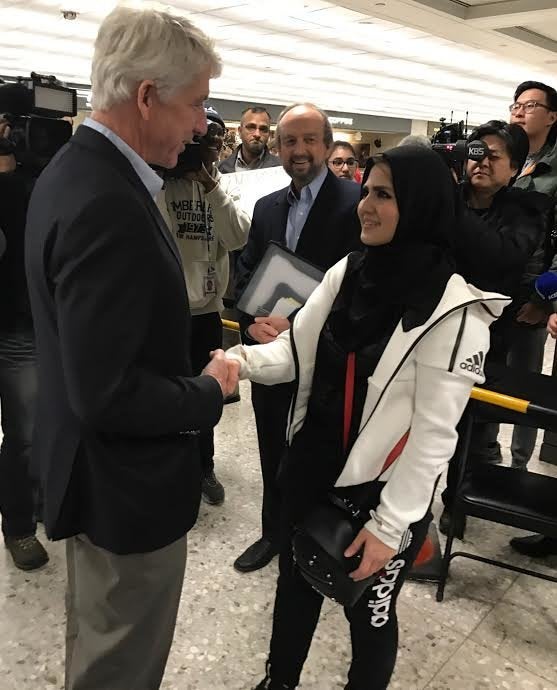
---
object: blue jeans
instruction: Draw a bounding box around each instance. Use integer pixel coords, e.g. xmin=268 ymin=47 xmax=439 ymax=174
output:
xmin=0 ymin=329 xmax=38 ymax=537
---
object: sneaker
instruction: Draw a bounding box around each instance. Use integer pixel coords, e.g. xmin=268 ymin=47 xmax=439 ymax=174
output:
xmin=201 ymin=470 xmax=225 ymax=505
xmin=5 ymin=535 xmax=49 ymax=571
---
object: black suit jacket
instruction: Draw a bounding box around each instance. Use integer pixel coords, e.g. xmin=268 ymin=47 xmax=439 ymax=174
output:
xmin=25 ymin=126 xmax=223 ymax=554
xmin=235 ymin=169 xmax=362 ymax=338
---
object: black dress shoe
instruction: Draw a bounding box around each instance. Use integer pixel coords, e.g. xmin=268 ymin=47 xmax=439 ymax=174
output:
xmin=234 ymin=538 xmax=278 ymax=573
xmin=224 ymin=392 xmax=241 ymax=405
xmin=253 ymin=676 xmax=294 ymax=689
xmin=439 ymin=508 xmax=466 ymax=540
xmin=510 ymin=534 xmax=557 ymax=557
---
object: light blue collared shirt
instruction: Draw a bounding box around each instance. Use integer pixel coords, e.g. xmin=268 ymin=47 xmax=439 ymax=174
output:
xmin=285 ymin=165 xmax=328 ymax=251
xmin=82 ymin=117 xmax=163 ymax=199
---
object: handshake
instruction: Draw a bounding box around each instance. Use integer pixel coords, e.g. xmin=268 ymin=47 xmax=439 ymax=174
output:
xmin=202 ymin=349 xmax=240 ymax=398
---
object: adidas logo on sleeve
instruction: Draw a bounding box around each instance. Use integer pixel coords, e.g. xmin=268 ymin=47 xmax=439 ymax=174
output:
xmin=460 ymin=351 xmax=484 ymax=375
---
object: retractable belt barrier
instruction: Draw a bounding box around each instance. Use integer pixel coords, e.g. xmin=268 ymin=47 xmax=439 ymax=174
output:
xmin=222 ymin=318 xmax=557 ymax=423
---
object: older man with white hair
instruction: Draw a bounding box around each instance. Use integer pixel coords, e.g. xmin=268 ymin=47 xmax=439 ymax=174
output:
xmin=25 ymin=7 xmax=236 ymax=689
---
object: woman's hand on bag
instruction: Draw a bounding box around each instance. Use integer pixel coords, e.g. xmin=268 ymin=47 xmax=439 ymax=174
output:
xmin=345 ymin=528 xmax=396 ymax=582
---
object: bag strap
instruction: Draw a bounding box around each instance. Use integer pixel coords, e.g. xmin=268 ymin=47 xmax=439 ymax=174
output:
xmin=343 ymin=350 xmax=410 ymax=472
xmin=343 ymin=351 xmax=356 ymax=454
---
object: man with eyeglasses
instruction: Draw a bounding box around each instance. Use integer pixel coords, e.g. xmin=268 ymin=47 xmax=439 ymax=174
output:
xmin=233 ymin=103 xmax=362 ymax=574
xmin=219 ymin=106 xmax=281 ymax=173
xmin=506 ymin=81 xmax=557 ymax=558
xmin=327 ymin=140 xmax=360 ymax=182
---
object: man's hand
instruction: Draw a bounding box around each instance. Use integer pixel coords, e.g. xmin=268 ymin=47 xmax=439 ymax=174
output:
xmin=226 ymin=357 xmax=241 ymax=385
xmin=202 ymin=349 xmax=238 ymax=397
xmin=185 ymin=164 xmax=217 ymax=194
xmin=516 ymin=302 xmax=548 ymax=325
xmin=344 ymin=528 xmax=397 ymax=582
xmin=247 ymin=316 xmax=290 ymax=344
xmin=257 ymin=315 xmax=290 ymax=334
xmin=247 ymin=321 xmax=278 ymax=344
xmin=548 ymin=313 xmax=557 ymax=339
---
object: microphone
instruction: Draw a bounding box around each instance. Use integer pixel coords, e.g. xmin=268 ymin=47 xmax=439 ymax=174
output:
xmin=466 ymin=139 xmax=490 ymax=162
xmin=535 ymin=271 xmax=557 ymax=311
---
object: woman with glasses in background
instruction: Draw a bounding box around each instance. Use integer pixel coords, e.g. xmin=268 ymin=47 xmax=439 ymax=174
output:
xmin=328 ymin=140 xmax=361 ymax=183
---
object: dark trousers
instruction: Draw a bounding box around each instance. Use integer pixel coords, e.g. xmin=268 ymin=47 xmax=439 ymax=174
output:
xmin=190 ymin=312 xmax=223 ymax=477
xmin=251 ymin=381 xmax=293 ymax=546
xmin=268 ymin=502 xmax=432 ymax=689
xmin=0 ymin=329 xmax=37 ymax=538
xmin=496 ymin=325 xmax=547 ymax=469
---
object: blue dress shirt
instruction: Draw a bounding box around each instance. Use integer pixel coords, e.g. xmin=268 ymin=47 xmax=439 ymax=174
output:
xmin=82 ymin=117 xmax=163 ymax=200
xmin=285 ymin=165 xmax=328 ymax=251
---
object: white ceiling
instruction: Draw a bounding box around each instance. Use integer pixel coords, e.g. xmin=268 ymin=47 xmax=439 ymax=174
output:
xmin=0 ymin=0 xmax=556 ymax=125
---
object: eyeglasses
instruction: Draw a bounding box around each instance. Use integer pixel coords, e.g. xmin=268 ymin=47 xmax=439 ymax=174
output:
xmin=243 ymin=123 xmax=270 ymax=133
xmin=330 ymin=157 xmax=357 ymax=168
xmin=509 ymin=100 xmax=553 ymax=114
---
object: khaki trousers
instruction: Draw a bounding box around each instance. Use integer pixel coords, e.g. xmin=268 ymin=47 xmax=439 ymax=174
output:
xmin=65 ymin=533 xmax=188 ymax=690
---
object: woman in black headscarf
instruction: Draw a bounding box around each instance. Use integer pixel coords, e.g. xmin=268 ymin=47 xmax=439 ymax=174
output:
xmin=227 ymin=146 xmax=509 ymax=689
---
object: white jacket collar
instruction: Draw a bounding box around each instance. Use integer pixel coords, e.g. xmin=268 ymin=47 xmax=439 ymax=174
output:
xmin=370 ymin=273 xmax=508 ymax=398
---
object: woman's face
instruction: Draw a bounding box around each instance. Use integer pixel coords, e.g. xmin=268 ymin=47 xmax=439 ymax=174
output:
xmin=358 ymin=162 xmax=399 ymax=246
xmin=466 ymin=134 xmax=518 ymax=196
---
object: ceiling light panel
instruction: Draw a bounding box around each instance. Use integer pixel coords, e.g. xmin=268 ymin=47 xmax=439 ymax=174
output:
xmin=1 ymin=0 xmax=555 ymax=126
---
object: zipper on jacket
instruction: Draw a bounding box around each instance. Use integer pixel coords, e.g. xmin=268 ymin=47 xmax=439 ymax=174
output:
xmin=287 ymin=295 xmax=507 ymax=444
xmin=286 ymin=322 xmax=300 ymax=447
xmin=357 ymin=296 xmax=508 ymax=439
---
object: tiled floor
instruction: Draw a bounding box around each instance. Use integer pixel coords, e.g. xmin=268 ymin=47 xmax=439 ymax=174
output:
xmin=1 ymin=341 xmax=557 ymax=689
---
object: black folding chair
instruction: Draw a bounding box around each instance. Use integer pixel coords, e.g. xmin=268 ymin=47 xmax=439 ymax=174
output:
xmin=436 ymin=364 xmax=557 ymax=602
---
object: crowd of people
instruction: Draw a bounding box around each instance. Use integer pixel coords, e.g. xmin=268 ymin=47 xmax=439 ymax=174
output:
xmin=1 ymin=4 xmax=557 ymax=689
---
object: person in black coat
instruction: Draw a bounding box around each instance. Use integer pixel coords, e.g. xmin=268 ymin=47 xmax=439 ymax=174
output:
xmin=0 ymin=137 xmax=49 ymax=571
xmin=233 ymin=103 xmax=362 ymax=573
xmin=24 ymin=7 xmax=237 ymax=690
xmin=442 ymin=120 xmax=550 ymax=534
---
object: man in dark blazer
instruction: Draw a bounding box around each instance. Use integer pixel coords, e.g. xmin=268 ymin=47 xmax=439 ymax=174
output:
xmin=233 ymin=103 xmax=362 ymax=573
xmin=25 ymin=7 xmax=237 ymax=689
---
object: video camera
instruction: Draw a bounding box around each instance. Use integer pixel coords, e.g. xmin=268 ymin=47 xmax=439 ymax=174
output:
xmin=0 ymin=72 xmax=77 ymax=175
xmin=431 ymin=115 xmax=489 ymax=181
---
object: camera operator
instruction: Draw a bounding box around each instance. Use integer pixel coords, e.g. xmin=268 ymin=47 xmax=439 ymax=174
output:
xmin=157 ymin=106 xmax=250 ymax=506
xmin=441 ymin=120 xmax=550 ymax=535
xmin=0 ymin=122 xmax=48 ymax=570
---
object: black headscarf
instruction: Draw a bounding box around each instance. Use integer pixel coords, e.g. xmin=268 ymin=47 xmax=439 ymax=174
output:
xmin=329 ymin=145 xmax=457 ymax=350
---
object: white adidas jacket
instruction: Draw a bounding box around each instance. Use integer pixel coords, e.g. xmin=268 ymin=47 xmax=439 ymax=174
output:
xmin=227 ymin=256 xmax=510 ymax=551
